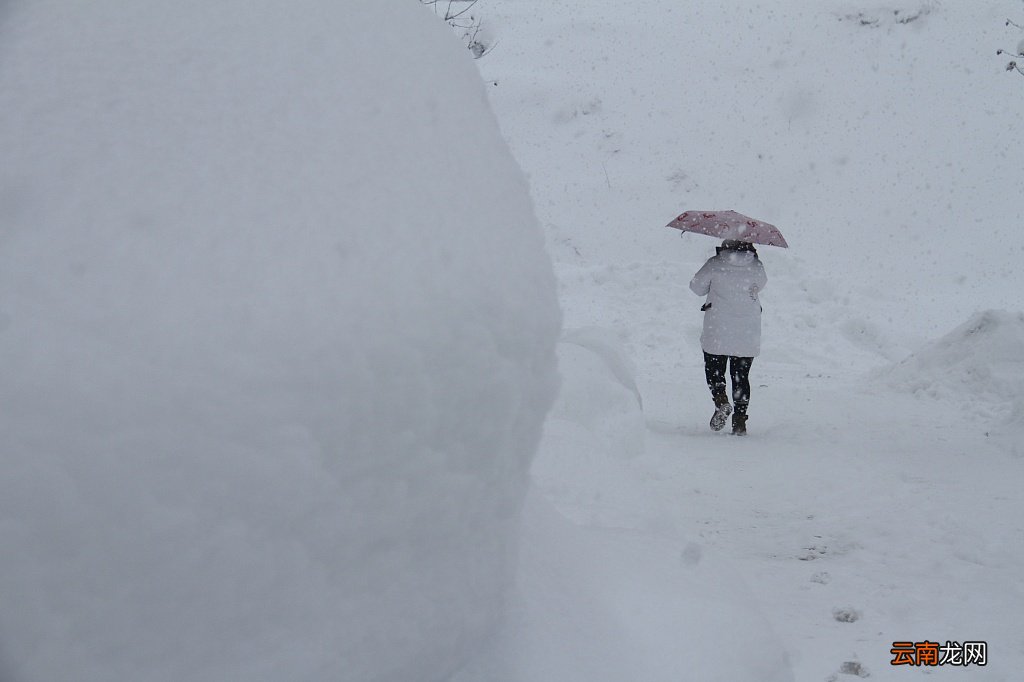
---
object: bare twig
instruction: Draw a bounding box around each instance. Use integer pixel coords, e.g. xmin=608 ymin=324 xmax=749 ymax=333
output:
xmin=996 ymin=50 xmax=1024 ymax=74
xmin=1000 ymin=17 xmax=1024 ymax=76
xmin=420 ymin=0 xmax=477 ymax=21
xmin=420 ymin=0 xmax=490 ymax=59
xmin=447 ymin=0 xmax=480 ymax=21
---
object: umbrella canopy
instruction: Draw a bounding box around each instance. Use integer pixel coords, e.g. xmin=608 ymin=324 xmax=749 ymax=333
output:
xmin=667 ymin=210 xmax=789 ymax=248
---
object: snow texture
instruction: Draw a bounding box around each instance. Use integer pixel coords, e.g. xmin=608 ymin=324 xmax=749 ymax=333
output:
xmin=884 ymin=310 xmax=1024 ymax=455
xmin=884 ymin=310 xmax=1024 ymax=419
xmin=4 ymin=0 xmax=1024 ymax=680
xmin=451 ymin=490 xmax=794 ymax=682
xmin=0 ymin=2 xmax=559 ymax=681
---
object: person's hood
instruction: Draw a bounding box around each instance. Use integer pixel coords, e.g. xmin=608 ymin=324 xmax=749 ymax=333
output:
xmin=720 ymin=251 xmax=756 ymax=267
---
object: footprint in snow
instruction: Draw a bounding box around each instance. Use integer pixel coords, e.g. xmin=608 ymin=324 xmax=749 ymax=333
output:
xmin=810 ymin=571 xmax=830 ymax=584
xmin=832 ymin=606 xmax=861 ymax=623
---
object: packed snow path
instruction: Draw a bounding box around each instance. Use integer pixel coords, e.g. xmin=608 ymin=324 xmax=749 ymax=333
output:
xmin=527 ymin=359 xmax=1024 ymax=681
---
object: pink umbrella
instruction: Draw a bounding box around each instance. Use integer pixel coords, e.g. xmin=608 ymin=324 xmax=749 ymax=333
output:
xmin=667 ymin=210 xmax=789 ymax=248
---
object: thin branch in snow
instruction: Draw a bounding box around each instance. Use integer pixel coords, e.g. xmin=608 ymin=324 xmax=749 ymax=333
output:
xmin=996 ymin=49 xmax=1024 ymax=75
xmin=998 ymin=16 xmax=1024 ymax=77
xmin=447 ymin=0 xmax=481 ymax=21
xmin=420 ymin=0 xmax=491 ymax=59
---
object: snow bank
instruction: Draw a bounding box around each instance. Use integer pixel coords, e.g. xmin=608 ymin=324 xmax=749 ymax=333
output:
xmin=529 ymin=327 xmax=646 ymax=526
xmin=0 ymin=2 xmax=559 ymax=681
xmin=546 ymin=328 xmax=645 ymax=459
xmin=883 ymin=310 xmax=1024 ymax=423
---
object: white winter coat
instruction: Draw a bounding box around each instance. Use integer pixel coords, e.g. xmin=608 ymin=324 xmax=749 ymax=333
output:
xmin=689 ymin=251 xmax=767 ymax=357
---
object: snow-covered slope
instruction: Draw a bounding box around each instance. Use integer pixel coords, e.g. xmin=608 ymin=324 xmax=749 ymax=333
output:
xmin=884 ymin=310 xmax=1024 ymax=416
xmin=0 ymin=2 xmax=559 ymax=681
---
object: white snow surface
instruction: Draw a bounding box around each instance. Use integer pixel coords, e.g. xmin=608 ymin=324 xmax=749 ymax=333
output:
xmin=884 ymin=310 xmax=1024 ymax=419
xmin=3 ymin=0 xmax=1024 ymax=681
xmin=0 ymin=2 xmax=559 ymax=681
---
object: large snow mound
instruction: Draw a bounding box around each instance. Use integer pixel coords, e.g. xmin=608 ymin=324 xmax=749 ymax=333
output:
xmin=0 ymin=2 xmax=559 ymax=681
xmin=883 ymin=310 xmax=1024 ymax=421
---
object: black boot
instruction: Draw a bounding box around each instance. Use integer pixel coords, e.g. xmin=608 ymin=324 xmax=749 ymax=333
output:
xmin=732 ymin=403 xmax=748 ymax=436
xmin=710 ymin=390 xmax=732 ymax=432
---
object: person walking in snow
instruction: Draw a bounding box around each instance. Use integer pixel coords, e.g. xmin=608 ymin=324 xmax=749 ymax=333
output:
xmin=689 ymin=240 xmax=767 ymax=436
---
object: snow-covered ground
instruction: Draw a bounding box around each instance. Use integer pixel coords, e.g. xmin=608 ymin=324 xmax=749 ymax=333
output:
xmin=460 ymin=1 xmax=1024 ymax=680
xmin=2 ymin=1 xmax=1023 ymax=681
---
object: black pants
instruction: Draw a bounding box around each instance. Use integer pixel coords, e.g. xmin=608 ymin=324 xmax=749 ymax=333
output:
xmin=704 ymin=352 xmax=753 ymax=412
